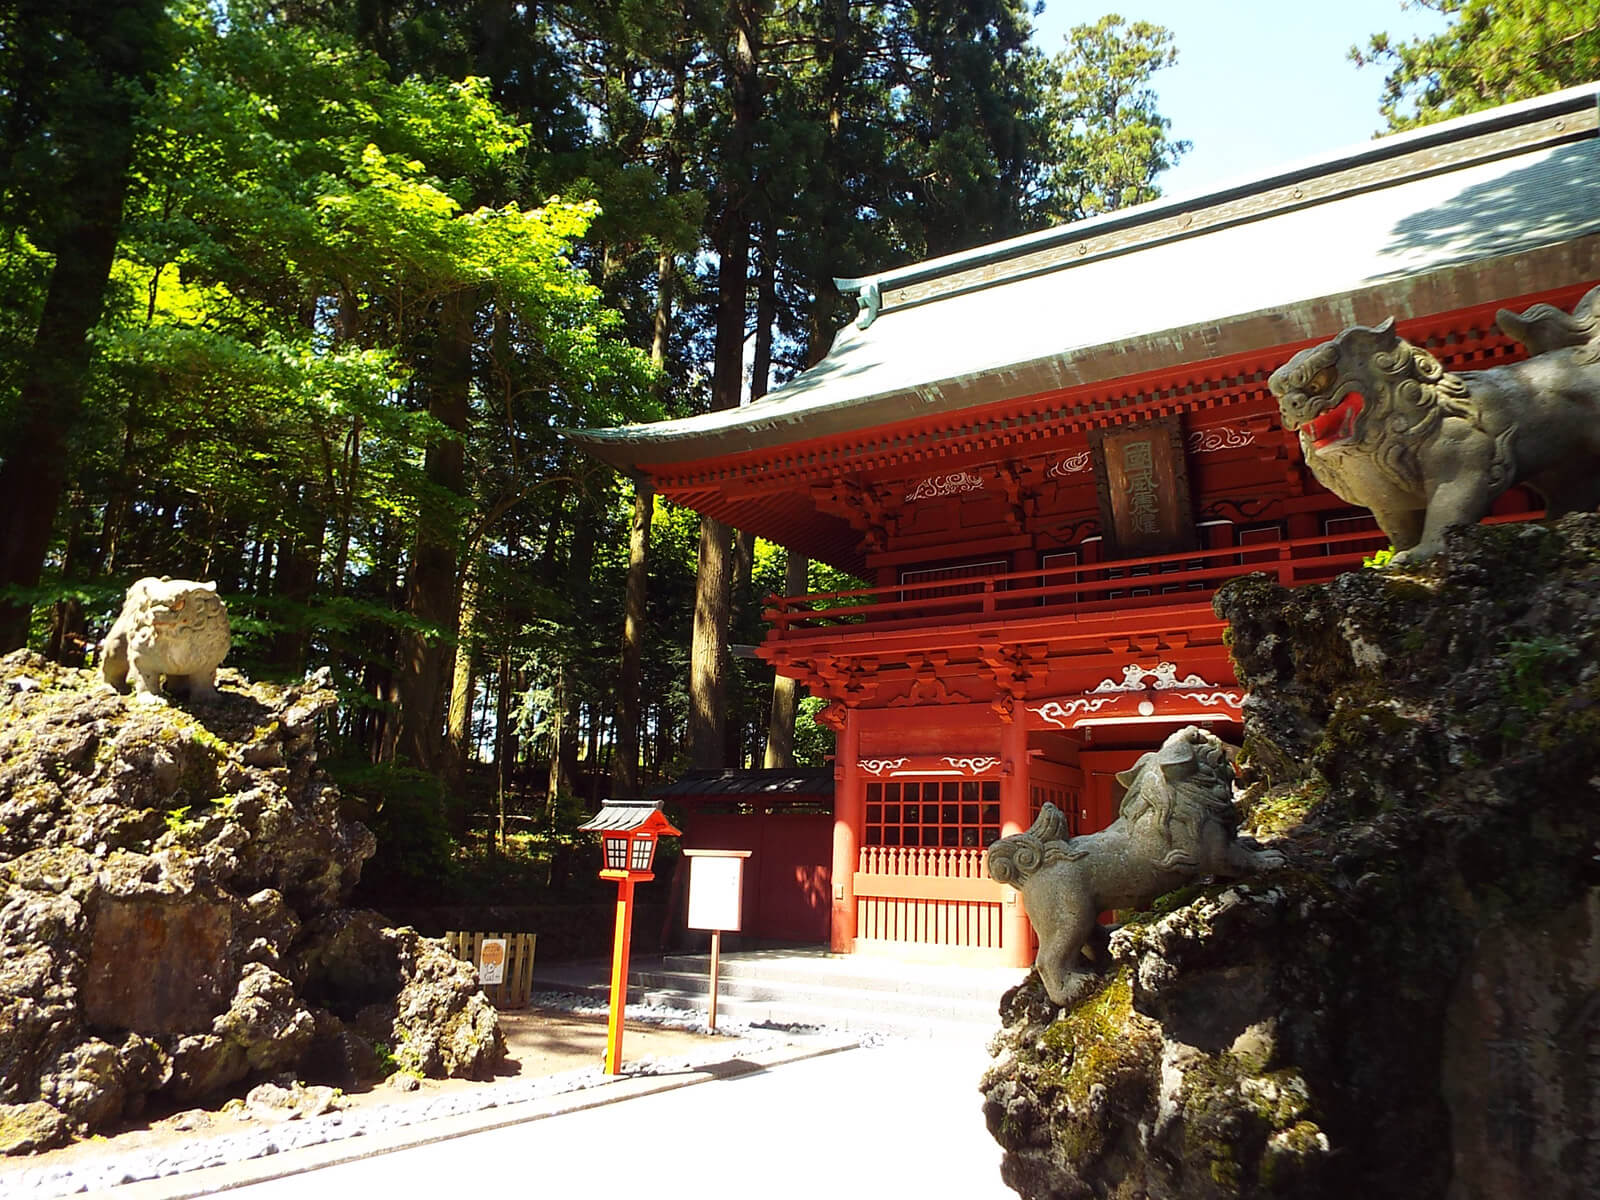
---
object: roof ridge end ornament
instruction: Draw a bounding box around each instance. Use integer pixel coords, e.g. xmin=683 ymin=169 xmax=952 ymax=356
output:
xmin=835 ymin=275 xmax=882 ymax=330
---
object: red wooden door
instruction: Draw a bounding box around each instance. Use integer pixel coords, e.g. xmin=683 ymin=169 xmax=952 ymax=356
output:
xmin=680 ymin=810 xmax=832 ymax=944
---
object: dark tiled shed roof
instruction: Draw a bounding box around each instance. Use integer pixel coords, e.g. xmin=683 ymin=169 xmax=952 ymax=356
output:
xmin=651 ymin=768 xmax=834 ymax=799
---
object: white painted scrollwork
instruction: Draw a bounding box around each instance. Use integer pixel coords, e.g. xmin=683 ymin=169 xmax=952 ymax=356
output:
xmin=1173 ymin=690 xmax=1244 ymax=709
xmin=1028 ymin=696 xmax=1118 ymax=729
xmin=1090 ymin=662 xmax=1215 ymax=693
xmin=1187 ymin=427 xmax=1256 ymax=454
xmin=858 ymin=758 xmax=908 ymax=776
xmin=941 ymin=756 xmax=1001 ymax=775
xmin=904 ymin=471 xmax=986 ymax=502
xmin=1045 ymin=451 xmax=1092 ymax=478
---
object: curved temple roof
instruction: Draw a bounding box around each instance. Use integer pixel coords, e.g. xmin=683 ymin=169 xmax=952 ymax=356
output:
xmin=569 ymin=83 xmax=1600 ymax=475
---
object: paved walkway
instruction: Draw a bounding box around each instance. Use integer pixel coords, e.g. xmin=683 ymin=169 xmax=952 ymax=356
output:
xmin=106 ymin=1032 xmax=1013 ymax=1200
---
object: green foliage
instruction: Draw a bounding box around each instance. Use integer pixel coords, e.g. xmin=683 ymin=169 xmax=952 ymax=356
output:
xmin=1036 ymin=15 xmax=1189 ymax=222
xmin=793 ymin=695 xmax=837 ymax=767
xmin=1 ymin=0 xmax=1196 ymax=907
xmin=329 ymin=758 xmax=457 ymax=893
xmin=1354 ymin=0 xmax=1600 ymax=130
xmin=370 ymin=1042 xmax=400 ymax=1077
xmin=1498 ymin=635 xmax=1579 ymax=714
xmin=1363 ymin=546 xmax=1396 ymax=569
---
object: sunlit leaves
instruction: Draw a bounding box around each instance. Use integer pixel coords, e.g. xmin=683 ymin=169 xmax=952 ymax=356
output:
xmin=1355 ymin=0 xmax=1600 ymax=130
xmin=1037 ymin=15 xmax=1189 ymax=222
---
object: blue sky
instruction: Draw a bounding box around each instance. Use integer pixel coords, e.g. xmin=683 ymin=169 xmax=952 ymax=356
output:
xmin=1031 ymin=0 xmax=1450 ymax=197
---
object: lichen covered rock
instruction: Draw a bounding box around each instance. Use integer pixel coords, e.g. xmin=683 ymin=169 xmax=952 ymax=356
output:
xmin=982 ymin=515 xmax=1600 ymax=1199
xmin=0 ymin=655 xmax=503 ymax=1148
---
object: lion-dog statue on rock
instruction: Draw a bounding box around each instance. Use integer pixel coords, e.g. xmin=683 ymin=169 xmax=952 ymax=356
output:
xmin=101 ymin=577 xmax=231 ymax=703
xmin=986 ymin=726 xmax=1283 ymax=1006
xmin=1268 ymin=285 xmax=1600 ymax=563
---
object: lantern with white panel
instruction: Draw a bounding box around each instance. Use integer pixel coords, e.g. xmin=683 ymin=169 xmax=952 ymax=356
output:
xmin=577 ymin=799 xmax=682 ymax=1073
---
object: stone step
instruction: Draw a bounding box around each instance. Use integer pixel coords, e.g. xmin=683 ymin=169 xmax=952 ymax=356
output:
xmin=536 ymin=976 xmax=995 ymax=1040
xmin=634 ymin=968 xmax=1003 ymax=1023
xmin=528 ymin=952 xmax=1020 ymax=1038
xmin=658 ymin=950 xmax=1023 ymax=999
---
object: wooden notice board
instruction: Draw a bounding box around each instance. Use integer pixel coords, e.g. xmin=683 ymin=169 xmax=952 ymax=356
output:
xmin=686 ymin=849 xmax=752 ymax=932
xmin=1088 ymin=414 xmax=1197 ymax=558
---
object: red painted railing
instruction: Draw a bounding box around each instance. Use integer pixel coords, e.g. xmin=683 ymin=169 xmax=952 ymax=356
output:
xmin=853 ymin=845 xmax=1006 ymax=951
xmin=858 ymin=845 xmax=989 ymax=878
xmin=764 ymin=528 xmax=1391 ymax=637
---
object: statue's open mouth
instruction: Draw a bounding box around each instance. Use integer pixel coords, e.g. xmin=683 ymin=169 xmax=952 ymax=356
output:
xmin=1306 ymin=391 xmax=1364 ymax=450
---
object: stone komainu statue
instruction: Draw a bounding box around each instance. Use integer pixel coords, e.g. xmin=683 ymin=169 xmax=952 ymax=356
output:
xmin=986 ymin=726 xmax=1283 ymax=1006
xmin=1268 ymin=285 xmax=1600 ymax=563
xmin=101 ymin=577 xmax=231 ymax=703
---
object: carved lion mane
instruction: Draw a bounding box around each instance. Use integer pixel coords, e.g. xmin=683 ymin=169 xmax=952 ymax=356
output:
xmin=1269 ymin=287 xmax=1600 ymax=562
xmin=101 ymin=577 xmax=231 ymax=703
xmin=986 ymin=726 xmax=1282 ymax=1005
xmin=1272 ymin=322 xmax=1495 ymax=501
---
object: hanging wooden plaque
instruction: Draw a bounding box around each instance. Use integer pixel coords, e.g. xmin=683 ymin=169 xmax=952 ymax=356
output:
xmin=1088 ymin=415 xmax=1197 ymax=558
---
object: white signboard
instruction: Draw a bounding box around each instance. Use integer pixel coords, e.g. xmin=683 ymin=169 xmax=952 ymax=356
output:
xmin=686 ymin=852 xmax=749 ymax=932
xmin=477 ymin=938 xmax=507 ymax=986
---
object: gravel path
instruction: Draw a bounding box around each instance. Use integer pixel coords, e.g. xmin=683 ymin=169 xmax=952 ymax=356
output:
xmin=0 ymin=993 xmax=867 ymax=1199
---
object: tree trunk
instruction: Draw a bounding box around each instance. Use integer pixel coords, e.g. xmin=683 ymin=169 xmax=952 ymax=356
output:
xmin=688 ymin=516 xmax=735 ymax=768
xmin=764 ymin=550 xmax=809 ymax=767
xmin=446 ymin=544 xmax=483 ymax=771
xmin=269 ymin=487 xmax=324 ymax=672
xmin=611 ymin=479 xmax=653 ymax=795
xmin=651 ymin=60 xmax=687 ymax=369
xmin=45 ymin=508 xmax=88 ymax=666
xmin=546 ymin=666 xmax=574 ymax=805
xmin=688 ymin=0 xmax=764 ymax=770
xmin=724 ymin=526 xmax=757 ymax=768
xmin=494 ymin=653 xmax=516 ymax=852
xmin=0 ymin=2 xmax=165 ymax=648
xmin=554 ymin=488 xmax=597 ymax=797
xmin=751 ymin=221 xmax=778 ymax=399
xmin=394 ymin=287 xmax=475 ymax=770
xmin=328 ymin=417 xmax=362 ymax=595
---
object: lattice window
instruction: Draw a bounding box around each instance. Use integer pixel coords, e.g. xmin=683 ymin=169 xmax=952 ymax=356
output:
xmin=864 ymin=780 xmax=1001 ymax=848
xmin=1040 ymin=550 xmax=1080 ymax=605
xmin=899 ymin=559 xmax=1007 ymax=599
xmin=1324 ymin=512 xmax=1380 ymax=558
xmin=1030 ymin=784 xmax=1079 ymax=836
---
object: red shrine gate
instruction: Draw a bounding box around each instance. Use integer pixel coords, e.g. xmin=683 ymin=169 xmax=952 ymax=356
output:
xmin=572 ymin=85 xmax=1600 ymax=969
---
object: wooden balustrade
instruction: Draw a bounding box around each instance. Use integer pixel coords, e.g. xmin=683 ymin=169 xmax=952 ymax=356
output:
xmin=763 ymin=528 xmax=1389 ymax=636
xmin=763 ymin=515 xmax=1542 ymax=639
xmin=853 ymin=844 xmax=1006 ymax=953
xmin=857 ymin=845 xmax=988 ymax=878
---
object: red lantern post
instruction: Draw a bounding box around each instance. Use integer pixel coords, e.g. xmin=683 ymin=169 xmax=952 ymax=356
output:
xmin=577 ymin=800 xmax=681 ymax=1074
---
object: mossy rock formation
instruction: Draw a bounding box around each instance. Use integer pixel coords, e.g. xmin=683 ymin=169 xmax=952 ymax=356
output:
xmin=981 ymin=514 xmax=1600 ymax=1200
xmin=0 ymin=656 xmax=503 ymax=1153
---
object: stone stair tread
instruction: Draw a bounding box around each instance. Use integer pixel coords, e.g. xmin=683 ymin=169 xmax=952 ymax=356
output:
xmin=626 ymin=987 xmax=998 ymax=1040
xmin=627 ymin=969 xmax=1003 ymax=1017
xmin=658 ymin=950 xmax=1023 ymax=994
xmin=527 ymin=950 xmax=1018 ymax=1038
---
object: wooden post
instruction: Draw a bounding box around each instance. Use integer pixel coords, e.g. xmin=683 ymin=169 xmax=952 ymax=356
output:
xmin=708 ymin=928 xmax=722 ymax=1031
xmin=604 ymin=875 xmax=635 ymax=1075
xmin=1000 ymin=715 xmax=1032 ymax=967
xmin=830 ymin=710 xmax=862 ymax=953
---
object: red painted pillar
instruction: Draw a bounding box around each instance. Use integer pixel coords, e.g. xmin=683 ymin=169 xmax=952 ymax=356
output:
xmin=604 ymin=874 xmax=635 ymax=1074
xmin=1000 ymin=714 xmax=1032 ymax=966
xmin=830 ymin=710 xmax=862 ymax=953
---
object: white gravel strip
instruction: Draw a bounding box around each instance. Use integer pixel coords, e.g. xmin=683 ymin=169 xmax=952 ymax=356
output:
xmin=0 ymin=992 xmax=879 ymax=1199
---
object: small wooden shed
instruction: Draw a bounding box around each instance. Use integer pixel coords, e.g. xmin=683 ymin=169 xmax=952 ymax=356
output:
xmin=655 ymin=768 xmax=834 ymax=946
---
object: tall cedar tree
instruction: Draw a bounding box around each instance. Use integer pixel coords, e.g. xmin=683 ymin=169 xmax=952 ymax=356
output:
xmin=0 ymin=0 xmax=1191 ymax=804
xmin=688 ymin=1 xmax=765 ymax=769
xmin=0 ymin=0 xmax=174 ymax=649
xmin=1355 ymin=0 xmax=1600 ymax=130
